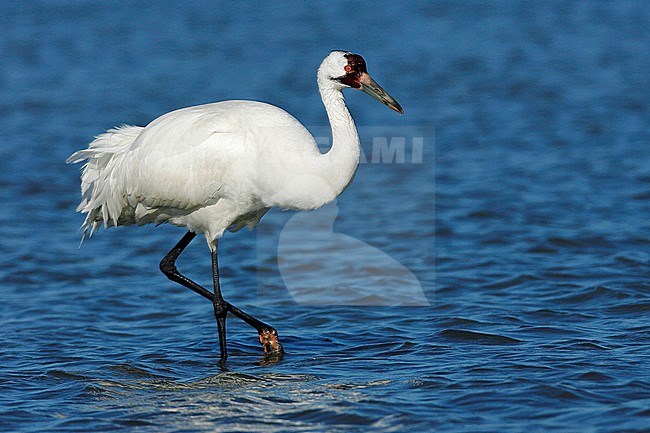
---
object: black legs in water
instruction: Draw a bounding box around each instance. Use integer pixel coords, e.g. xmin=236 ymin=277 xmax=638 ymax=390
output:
xmin=159 ymin=231 xmax=283 ymax=360
xmin=210 ymin=247 xmax=229 ymax=358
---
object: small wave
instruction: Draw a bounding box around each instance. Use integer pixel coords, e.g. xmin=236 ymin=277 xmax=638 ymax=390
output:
xmin=438 ymin=329 xmax=523 ymax=345
xmin=548 ymin=235 xmax=615 ymax=248
xmin=513 ymin=325 xmax=580 ymax=336
xmin=524 ymin=308 xmax=599 ymax=320
xmin=606 ymin=300 xmax=650 ymax=314
xmin=484 ymin=274 xmax=540 ymax=290
xmin=531 ymin=384 xmax=584 ymax=401
xmin=632 ymin=191 xmax=650 ymax=200
xmin=614 ymin=252 xmax=650 ymax=266
xmin=556 ymin=340 xmax=611 ymax=351
xmin=526 ymin=244 xmax=558 ymax=253
xmin=439 ymin=317 xmax=487 ymax=327
xmin=42 ymin=369 xmax=93 ymax=381
xmin=107 ymin=363 xmax=170 ymax=379
xmin=276 ymin=407 xmax=377 ymax=426
xmin=510 ymin=363 xmax=554 ymax=371
xmin=552 ymin=285 xmax=624 ymax=304
xmin=572 ymin=371 xmax=614 ymax=381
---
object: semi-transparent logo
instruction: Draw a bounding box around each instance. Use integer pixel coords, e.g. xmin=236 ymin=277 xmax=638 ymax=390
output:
xmin=255 ymin=126 xmax=433 ymax=306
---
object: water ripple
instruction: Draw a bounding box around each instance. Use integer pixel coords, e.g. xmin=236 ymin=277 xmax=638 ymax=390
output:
xmin=1 ymin=1 xmax=650 ymax=432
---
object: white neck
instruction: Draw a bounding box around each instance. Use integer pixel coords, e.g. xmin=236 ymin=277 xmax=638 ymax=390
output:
xmin=315 ymin=77 xmax=361 ymax=202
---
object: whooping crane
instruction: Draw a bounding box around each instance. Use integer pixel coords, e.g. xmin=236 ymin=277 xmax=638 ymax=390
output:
xmin=67 ymin=50 xmax=403 ymax=360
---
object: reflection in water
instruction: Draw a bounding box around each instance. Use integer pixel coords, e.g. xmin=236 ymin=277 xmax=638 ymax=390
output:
xmin=80 ymin=367 xmax=392 ymax=432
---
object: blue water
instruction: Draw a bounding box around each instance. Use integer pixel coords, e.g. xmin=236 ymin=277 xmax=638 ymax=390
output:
xmin=1 ymin=1 xmax=649 ymax=432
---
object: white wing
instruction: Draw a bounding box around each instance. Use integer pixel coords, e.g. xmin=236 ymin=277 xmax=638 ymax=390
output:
xmin=68 ymin=100 xmax=319 ymax=238
xmin=127 ymin=103 xmax=255 ymax=212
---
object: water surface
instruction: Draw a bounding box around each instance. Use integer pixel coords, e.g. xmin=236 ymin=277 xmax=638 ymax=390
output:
xmin=1 ymin=1 xmax=649 ymax=432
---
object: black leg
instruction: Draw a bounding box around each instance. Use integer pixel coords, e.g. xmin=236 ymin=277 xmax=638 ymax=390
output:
xmin=211 ymin=242 xmax=228 ymax=359
xmin=159 ymin=231 xmax=284 ymax=358
xmin=160 ymin=231 xmax=213 ymax=301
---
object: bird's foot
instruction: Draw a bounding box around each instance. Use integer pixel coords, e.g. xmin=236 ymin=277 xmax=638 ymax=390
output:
xmin=258 ymin=328 xmax=284 ymax=355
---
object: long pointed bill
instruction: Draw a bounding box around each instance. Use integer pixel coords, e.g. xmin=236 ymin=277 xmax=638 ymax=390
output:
xmin=358 ymin=72 xmax=404 ymax=114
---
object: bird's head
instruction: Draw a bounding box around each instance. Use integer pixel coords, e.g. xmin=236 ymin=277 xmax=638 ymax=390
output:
xmin=318 ymin=50 xmax=403 ymax=114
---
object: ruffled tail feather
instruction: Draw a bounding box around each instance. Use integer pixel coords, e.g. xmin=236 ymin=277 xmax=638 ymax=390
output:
xmin=67 ymin=124 xmax=144 ymax=242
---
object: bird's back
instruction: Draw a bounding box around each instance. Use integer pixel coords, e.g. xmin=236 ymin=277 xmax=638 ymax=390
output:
xmin=68 ymin=100 xmax=320 ymax=239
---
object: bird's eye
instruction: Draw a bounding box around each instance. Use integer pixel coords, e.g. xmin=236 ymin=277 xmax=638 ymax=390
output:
xmin=344 ymin=65 xmax=353 ymax=73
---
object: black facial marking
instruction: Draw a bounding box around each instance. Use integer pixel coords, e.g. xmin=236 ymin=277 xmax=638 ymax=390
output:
xmin=344 ymin=53 xmax=367 ymax=74
xmin=335 ymin=53 xmax=367 ymax=88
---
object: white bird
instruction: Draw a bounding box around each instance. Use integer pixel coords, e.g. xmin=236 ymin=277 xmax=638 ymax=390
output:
xmin=67 ymin=50 xmax=403 ymax=360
